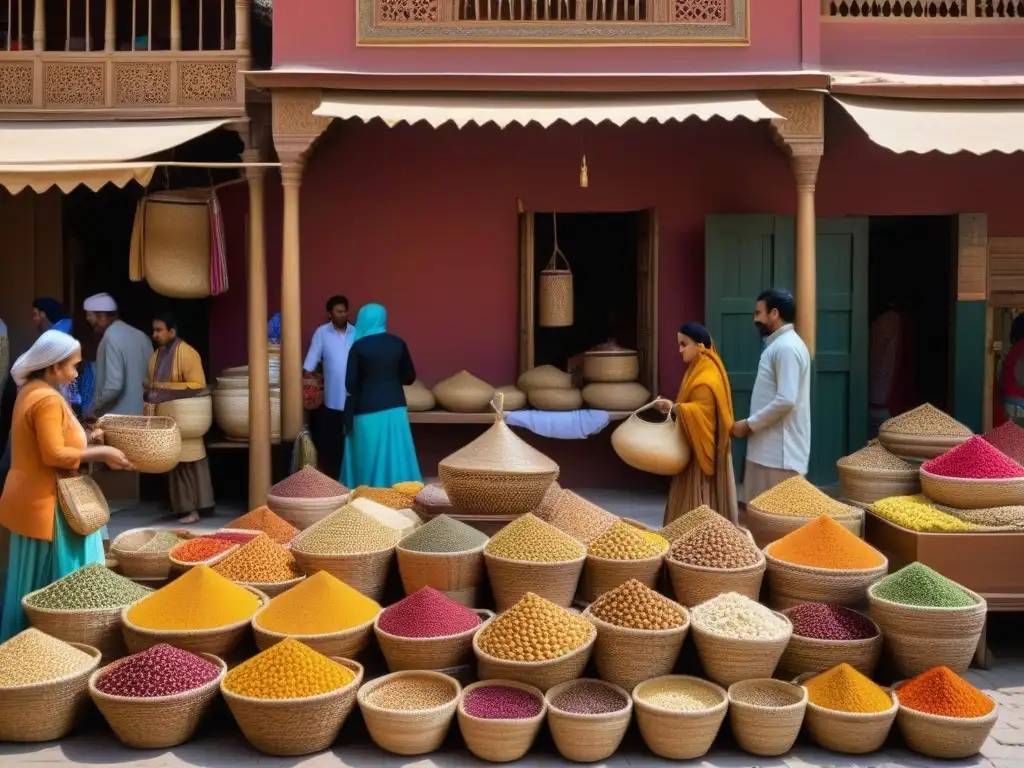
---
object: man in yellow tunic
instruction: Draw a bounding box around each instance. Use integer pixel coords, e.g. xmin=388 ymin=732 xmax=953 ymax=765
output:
xmin=148 ymin=311 xmax=215 ymax=524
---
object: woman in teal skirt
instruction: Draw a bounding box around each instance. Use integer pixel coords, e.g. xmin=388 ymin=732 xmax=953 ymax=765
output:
xmin=0 ymin=330 xmax=132 ymax=641
xmin=341 ymin=304 xmax=422 ymax=488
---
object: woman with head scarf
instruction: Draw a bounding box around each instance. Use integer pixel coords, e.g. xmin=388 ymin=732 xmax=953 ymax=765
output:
xmin=340 ymin=304 xmax=422 ymax=488
xmin=0 ymin=330 xmax=132 ymax=641
xmin=658 ymin=322 xmax=739 ymax=525
xmin=998 ymin=313 xmax=1024 ymax=427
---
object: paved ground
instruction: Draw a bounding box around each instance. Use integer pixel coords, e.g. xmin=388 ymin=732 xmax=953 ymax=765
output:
xmin=3 ymin=487 xmax=1022 ymax=766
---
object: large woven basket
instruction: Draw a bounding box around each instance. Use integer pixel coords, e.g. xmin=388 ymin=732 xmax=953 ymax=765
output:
xmin=745 ymin=504 xmax=864 ymax=548
xmin=484 ymin=551 xmax=585 ymax=612
xmin=396 ymin=541 xmax=486 ymax=607
xmin=894 ymin=682 xmax=998 ymax=760
xmin=582 ymin=345 xmax=639 ymax=383
xmin=213 ymin=387 xmax=282 ymax=442
xmin=109 ymin=528 xmax=177 ymax=579
xmin=457 ymin=680 xmax=547 ymax=763
xmin=727 ymin=678 xmax=807 ymax=757
xmin=98 ymin=415 xmax=182 ymax=474
xmin=136 ymin=189 xmax=212 ymax=298
xmin=666 ymin=552 xmax=766 ymax=608
xmin=795 ymin=673 xmax=898 ymax=754
xmin=632 ymin=675 xmax=728 ymax=760
xmin=88 ymin=652 xmax=226 ymax=748
xmin=763 ymin=548 xmax=888 ymax=610
xmin=266 ymin=492 xmax=349 ymax=531
xmin=517 ymin=365 xmax=573 ymax=393
xmin=528 ymin=387 xmax=583 ymax=411
xmin=474 ymin=623 xmax=596 ymax=692
xmin=867 ymin=582 xmax=987 ymax=677
xmin=223 ymin=657 xmax=363 ymax=756
xmin=581 ymin=381 xmax=650 ymax=411
xmin=582 ymin=602 xmax=689 ymax=692
xmin=878 ymin=429 xmax=971 ymax=462
xmin=358 ymin=670 xmax=462 ymax=756
xmin=0 ymin=642 xmax=101 ymax=742
xmin=290 ymin=545 xmax=394 ymax=603
xmin=433 ymin=370 xmax=495 ymax=413
xmin=611 ymin=400 xmax=691 ymax=476
xmin=691 ymin=610 xmax=793 ymax=687
xmin=776 ymin=606 xmax=882 ymax=680
xmin=577 ymin=549 xmax=665 ymax=604
xmin=374 ymin=610 xmax=494 ymax=672
xmin=544 ymin=679 xmax=633 ymax=763
xmin=153 ymin=395 xmax=213 ymax=439
xmin=837 ymin=463 xmax=920 ymax=506
xmin=121 ymin=586 xmax=268 ymax=656
xmin=919 ymin=467 xmax=1024 ymax=509
xmin=252 ymin=611 xmax=377 ymax=660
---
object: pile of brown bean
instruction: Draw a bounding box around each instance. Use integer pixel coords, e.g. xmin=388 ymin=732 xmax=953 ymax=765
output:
xmin=550 ymin=681 xmax=628 ymax=715
xmin=659 ymin=505 xmax=727 ymax=543
xmin=881 ymin=403 xmax=973 ymax=437
xmin=536 ymin=490 xmax=617 ymax=545
xmin=364 ymin=675 xmax=458 ymax=711
xmin=588 ymin=579 xmax=686 ymax=630
xmin=667 ymin=521 xmax=761 ymax=569
xmin=837 ymin=441 xmax=916 ymax=471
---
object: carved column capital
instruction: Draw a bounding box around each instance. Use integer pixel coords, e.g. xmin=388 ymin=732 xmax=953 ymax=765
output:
xmin=279 ymin=154 xmax=306 ymax=187
xmin=790 ymin=153 xmax=821 ymax=193
xmin=271 ymin=88 xmax=331 ymax=168
xmin=760 ymin=90 xmax=825 ymax=160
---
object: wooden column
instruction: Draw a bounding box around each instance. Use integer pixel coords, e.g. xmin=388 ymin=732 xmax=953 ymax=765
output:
xmin=104 ymin=0 xmax=115 ymax=51
xmin=235 ymin=0 xmax=251 ymax=53
xmin=170 ymin=0 xmax=182 ymax=51
xmin=245 ymin=148 xmax=271 ymax=506
xmin=34 ymin=0 xmax=45 ymax=50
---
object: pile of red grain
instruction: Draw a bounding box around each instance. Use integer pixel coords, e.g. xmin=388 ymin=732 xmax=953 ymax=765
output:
xmin=170 ymin=537 xmax=235 ymax=563
xmin=922 ymin=436 xmax=1024 ymax=480
xmin=982 ymin=421 xmax=1024 ymax=466
xmin=377 ymin=587 xmax=481 ymax=639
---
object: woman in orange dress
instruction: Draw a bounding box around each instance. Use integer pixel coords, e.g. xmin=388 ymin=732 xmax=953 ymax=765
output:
xmin=660 ymin=322 xmax=739 ymax=525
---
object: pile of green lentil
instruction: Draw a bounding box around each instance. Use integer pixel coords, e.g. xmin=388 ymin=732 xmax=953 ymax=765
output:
xmin=291 ymin=505 xmax=401 ymax=555
xmin=0 ymin=629 xmax=96 ymax=686
xmin=871 ymin=562 xmax=979 ymax=608
xmin=24 ymin=563 xmax=151 ymax=610
xmin=399 ymin=514 xmax=489 ymax=553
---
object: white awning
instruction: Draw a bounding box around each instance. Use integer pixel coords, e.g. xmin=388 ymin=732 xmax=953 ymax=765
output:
xmin=314 ymin=91 xmax=784 ymax=129
xmin=0 ymin=163 xmax=157 ymax=195
xmin=833 ymin=95 xmax=1024 ymax=155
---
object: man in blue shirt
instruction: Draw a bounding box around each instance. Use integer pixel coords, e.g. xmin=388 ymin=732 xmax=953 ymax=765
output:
xmin=303 ymin=295 xmax=356 ymax=480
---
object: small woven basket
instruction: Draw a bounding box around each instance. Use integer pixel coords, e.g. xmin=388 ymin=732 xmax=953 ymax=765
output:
xmin=878 ymin=430 xmax=970 ymax=462
xmin=233 ymin=575 xmax=305 ymax=598
xmin=0 ymin=642 xmax=101 ymax=742
xmin=395 ymin=541 xmax=487 ymax=607
xmin=894 ymin=682 xmax=998 ymax=760
xmin=267 ymin=492 xmax=349 ymax=531
xmin=794 ymin=673 xmax=899 ymax=754
xmin=457 ymin=680 xmax=548 ymax=763
xmin=290 ymin=544 xmax=395 ymax=603
xmin=223 ymin=657 xmax=363 ymax=756
xmin=665 ymin=551 xmax=766 ymax=608
xmin=484 ymin=551 xmax=585 ymax=612
xmin=375 ymin=610 xmax=494 ymax=672
xmin=776 ymin=606 xmax=882 ymax=679
xmin=121 ymin=586 xmax=268 ymax=656
xmin=474 ymin=623 xmax=595 ymax=692
xmin=919 ymin=467 xmax=1024 ymax=510
xmin=727 ymin=678 xmax=807 ymax=757
xmin=632 ymin=675 xmax=728 ymax=760
xmin=867 ymin=582 xmax=987 ymax=677
xmin=837 ymin=463 xmax=920 ymax=506
xmin=440 ymin=467 xmax=559 ymax=516
xmin=88 ymin=653 xmax=225 ymax=749
xmin=153 ymin=395 xmax=213 ymax=439
xmin=745 ymin=504 xmax=864 ymax=548
xmin=577 ymin=549 xmax=665 ymax=604
xmin=582 ymin=602 xmax=689 ymax=692
xmin=97 ymin=415 xmax=182 ymax=474
xmin=544 ymin=679 xmax=633 ymax=763
xmin=763 ymin=548 xmax=888 ymax=610
xmin=582 ymin=352 xmax=638 ymax=383
xmin=110 ymin=528 xmax=176 ymax=579
xmin=691 ymin=611 xmax=793 ymax=687
xmin=357 ymin=670 xmax=462 ymax=756
xmin=252 ymin=613 xmax=377 ymax=659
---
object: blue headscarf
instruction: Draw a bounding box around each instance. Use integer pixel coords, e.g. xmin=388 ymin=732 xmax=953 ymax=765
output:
xmin=354 ymin=304 xmax=387 ymax=342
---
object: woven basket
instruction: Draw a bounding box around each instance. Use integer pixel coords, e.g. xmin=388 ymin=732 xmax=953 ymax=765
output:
xmin=97 ymin=415 xmax=182 ymax=474
xmin=495 ymin=385 xmax=527 ymax=411
xmin=611 ymin=400 xmax=691 ymax=476
xmin=212 ymin=387 xmax=282 ymax=442
xmin=776 ymin=607 xmax=881 ymax=679
xmin=234 ymin=576 xmax=305 ymax=599
xmin=290 ymin=545 xmax=394 ymax=603
xmin=577 ymin=549 xmax=665 ymax=604
xmin=484 ymin=551 xmax=585 ymax=612
xmin=179 ymin=437 xmax=206 ymax=462
xmin=539 ymin=251 xmax=573 ymax=328
xmin=252 ymin=612 xmax=376 ymax=659
xmin=457 ymin=680 xmax=547 ymax=762
xmin=878 ymin=429 xmax=971 ymax=462
xmin=266 ymin=492 xmax=349 ymax=531
xmin=121 ymin=586 xmax=268 ymax=656
xmin=0 ymin=642 xmax=101 ymax=742
xmin=745 ymin=504 xmax=864 ymax=548
xmin=666 ymin=552 xmax=766 ymax=608
xmin=168 ymin=541 xmax=238 ymax=574
xmin=544 ymin=679 xmax=633 ymax=763
xmin=154 ymin=395 xmax=213 ymax=439
xmin=375 ymin=610 xmax=494 ymax=672
xmin=763 ymin=549 xmax=889 ymax=610
xmin=22 ymin=585 xmax=152 ymax=661
xmin=582 ymin=602 xmax=689 ymax=692
xmin=403 ymin=379 xmax=436 ymax=412
xmin=919 ymin=467 xmax=1024 ymax=509
xmin=867 ymin=582 xmax=987 ymax=677
xmin=88 ymin=653 xmax=225 ymax=748
xmin=894 ymin=683 xmax=998 ymax=760
xmin=433 ymin=370 xmax=495 ymax=413
xmin=632 ymin=675 xmax=728 ymax=760
xmin=582 ymin=346 xmax=639 ymax=383
xmin=58 ymin=473 xmax=110 ymax=536
xmin=137 ymin=190 xmax=212 ymax=298
xmin=795 ymin=673 xmax=898 ymax=754
xmin=528 ymin=387 xmax=583 ymax=411
xmin=691 ymin=610 xmax=792 ymax=687
xmin=581 ymin=381 xmax=651 ymax=411
xmin=110 ymin=528 xmax=176 ymax=579
xmin=223 ymin=657 xmax=363 ymax=756
xmin=727 ymin=678 xmax=807 ymax=757
xmin=396 ymin=542 xmax=486 ymax=607
xmin=837 ymin=463 xmax=920 ymax=506
xmin=517 ymin=365 xmax=573 ymax=393
xmin=358 ymin=670 xmax=462 ymax=756
xmin=474 ymin=624 xmax=596 ymax=692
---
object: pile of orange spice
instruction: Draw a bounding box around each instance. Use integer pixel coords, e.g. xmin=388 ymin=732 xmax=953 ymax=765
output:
xmin=767 ymin=516 xmax=885 ymax=570
xmin=897 ymin=666 xmax=995 ymax=719
xmin=225 ymin=506 xmax=300 ymax=545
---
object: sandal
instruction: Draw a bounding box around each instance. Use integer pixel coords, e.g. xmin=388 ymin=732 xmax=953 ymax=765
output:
xmin=178 ymin=512 xmax=200 ymax=525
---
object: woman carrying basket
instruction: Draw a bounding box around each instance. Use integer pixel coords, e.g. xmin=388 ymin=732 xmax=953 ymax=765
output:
xmin=0 ymin=330 xmax=132 ymax=641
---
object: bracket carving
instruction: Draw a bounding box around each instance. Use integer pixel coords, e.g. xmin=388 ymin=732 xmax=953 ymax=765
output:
xmin=760 ymin=90 xmax=824 ymax=190
xmin=271 ymin=88 xmax=332 ymax=184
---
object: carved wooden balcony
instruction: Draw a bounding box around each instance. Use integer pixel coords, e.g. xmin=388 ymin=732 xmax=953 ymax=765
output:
xmin=824 ymin=0 xmax=1024 ymax=19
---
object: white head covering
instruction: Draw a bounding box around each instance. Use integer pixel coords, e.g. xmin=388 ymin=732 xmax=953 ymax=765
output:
xmin=11 ymin=329 xmax=81 ymax=387
xmin=83 ymin=293 xmax=117 ymax=312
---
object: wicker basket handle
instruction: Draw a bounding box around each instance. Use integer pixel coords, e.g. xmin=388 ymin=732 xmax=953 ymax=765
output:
xmin=544 ymin=212 xmax=571 ymax=272
xmin=490 ymin=391 xmax=506 ymax=421
xmin=633 ymin=398 xmax=676 ymax=423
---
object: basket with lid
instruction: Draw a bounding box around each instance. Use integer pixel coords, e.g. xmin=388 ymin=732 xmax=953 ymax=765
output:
xmin=357 ymin=670 xmax=462 ymax=755
xmin=877 ymin=403 xmax=973 ymax=461
xmin=727 ymin=678 xmax=807 ymax=757
xmin=457 ymin=680 xmax=548 ymax=762
xmin=97 ymin=414 xmax=182 ymax=474
xmin=266 ymin=466 xmax=350 ymax=530
xmin=438 ymin=393 xmax=559 ymax=515
xmin=433 ymin=370 xmax=495 ymax=413
xmin=581 ymin=342 xmax=639 ymax=383
xmin=403 ymin=379 xmax=435 ymax=412
xmin=631 ymin=675 xmax=728 ymax=760
xmin=544 ymin=679 xmax=633 ymax=763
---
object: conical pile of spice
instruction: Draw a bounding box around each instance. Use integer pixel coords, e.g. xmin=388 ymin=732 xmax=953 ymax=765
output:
xmin=223 ymin=638 xmax=354 ymax=700
xmin=881 ymin=404 xmax=973 ymax=437
xmin=588 ymin=521 xmax=666 ymax=560
xmin=377 ymin=587 xmax=482 ymax=638
xmin=750 ymin=476 xmax=856 ymax=519
xmin=588 ymin=579 xmax=686 ymax=630
xmin=536 ymin=490 xmax=617 ymax=545
xmin=170 ymin=536 xmax=236 ymax=563
xmin=213 ymin=533 xmax=303 ymax=585
xmin=485 ymin=514 xmax=584 ymax=562
xmin=255 ymin=571 xmax=380 ymax=635
xmin=804 ymin=663 xmax=892 ymax=713
xmin=896 ymin=666 xmax=995 ymax=719
xmin=659 ymin=505 xmax=729 ymax=542
xmin=291 ymin=505 xmax=401 ymax=555
xmin=0 ymin=629 xmax=96 ymax=686
xmin=225 ymin=506 xmax=300 ymax=544
xmin=476 ymin=593 xmax=592 ymax=662
xmin=24 ymin=562 xmax=151 ymax=610
xmin=269 ymin=466 xmax=348 ymax=498
xmin=127 ymin=565 xmax=262 ymax=630
xmin=667 ymin=519 xmax=760 ymax=569
xmin=837 ymin=442 xmax=916 ymax=472
xmin=922 ymin=436 xmax=1024 ymax=480
xmin=93 ymin=644 xmax=221 ymax=697
xmin=982 ymin=420 xmax=1024 ymax=465
xmin=871 ymin=562 xmax=978 ymax=608
xmin=399 ymin=514 xmax=488 ymax=554
xmin=767 ymin=515 xmax=885 ymax=570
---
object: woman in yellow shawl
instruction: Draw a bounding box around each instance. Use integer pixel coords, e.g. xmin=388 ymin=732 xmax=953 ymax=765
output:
xmin=659 ymin=322 xmax=739 ymax=525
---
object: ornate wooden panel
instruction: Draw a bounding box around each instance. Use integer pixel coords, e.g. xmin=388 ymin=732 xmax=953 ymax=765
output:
xmin=825 ymin=0 xmax=1024 ymax=18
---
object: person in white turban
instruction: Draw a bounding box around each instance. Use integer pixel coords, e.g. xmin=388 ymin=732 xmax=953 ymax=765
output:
xmin=0 ymin=330 xmax=132 ymax=641
xmin=83 ymin=293 xmax=153 ymax=418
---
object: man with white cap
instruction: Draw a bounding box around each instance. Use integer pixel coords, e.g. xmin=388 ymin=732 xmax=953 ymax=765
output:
xmin=83 ymin=294 xmax=153 ymax=418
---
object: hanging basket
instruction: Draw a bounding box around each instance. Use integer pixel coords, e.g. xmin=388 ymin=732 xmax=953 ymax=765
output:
xmin=538 ymin=223 xmax=573 ymax=328
xmin=611 ymin=399 xmax=691 ymax=476
xmin=130 ymin=189 xmax=214 ymax=299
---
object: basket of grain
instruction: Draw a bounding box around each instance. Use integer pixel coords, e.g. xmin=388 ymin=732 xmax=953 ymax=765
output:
xmin=109 ymin=528 xmax=183 ymax=580
xmin=403 ymin=379 xmax=435 ymax=412
xmin=727 ymin=678 xmax=807 ymax=757
xmin=88 ymin=649 xmax=226 ymax=749
xmin=473 ymin=593 xmax=596 ymax=692
xmin=266 ymin=466 xmax=350 ymax=531
xmin=795 ymin=667 xmax=898 ymax=754
xmin=776 ymin=603 xmax=882 ymax=680
xmin=433 ymin=370 xmax=495 ymax=413
xmin=577 ymin=520 xmax=667 ymax=604
xmin=456 ymin=680 xmax=547 ymax=762
xmin=0 ymin=634 xmax=102 ymax=742
xmin=689 ymin=593 xmax=793 ymax=687
xmin=919 ymin=436 xmax=1024 ymax=509
xmin=210 ymin=532 xmax=306 ymax=598
xmin=836 ymin=442 xmax=921 ymax=505
xmin=152 ymin=394 xmax=213 ymax=438
xmin=533 ymin=488 xmax=617 ymax=546
xmin=517 ymin=365 xmax=573 ymax=393
xmin=439 ymin=394 xmax=559 ymax=515
xmin=396 ymin=515 xmax=489 ymax=606
xmin=867 ymin=562 xmax=987 ymax=677
xmin=374 ymin=596 xmax=493 ymax=672
xmin=664 ymin=517 xmax=766 ymax=607
xmin=631 ymin=675 xmax=728 ymax=760
xmin=528 ymin=387 xmax=583 ymax=411
xmin=97 ymin=415 xmax=181 ymax=474
xmin=877 ymin=403 xmax=973 ymax=461
xmin=745 ymin=475 xmax=863 ymax=547
xmin=582 ymin=580 xmax=690 ymax=692
xmin=168 ymin=537 xmax=239 ymax=574
xmin=544 ymin=679 xmax=633 ymax=763
xmin=357 ymin=670 xmax=462 ymax=755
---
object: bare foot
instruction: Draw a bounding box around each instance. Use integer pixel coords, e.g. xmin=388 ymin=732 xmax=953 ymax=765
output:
xmin=178 ymin=512 xmax=200 ymax=525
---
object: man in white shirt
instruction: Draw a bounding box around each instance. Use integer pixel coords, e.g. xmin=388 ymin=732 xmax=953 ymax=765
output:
xmin=303 ymin=296 xmax=356 ymax=479
xmin=730 ymin=288 xmax=812 ymax=502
